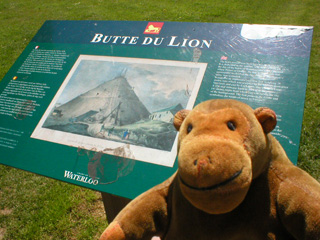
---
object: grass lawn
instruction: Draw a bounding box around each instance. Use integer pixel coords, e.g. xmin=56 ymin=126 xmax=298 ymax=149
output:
xmin=0 ymin=0 xmax=319 ymax=239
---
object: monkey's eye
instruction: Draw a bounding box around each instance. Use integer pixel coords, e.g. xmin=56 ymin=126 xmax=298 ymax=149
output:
xmin=227 ymin=121 xmax=236 ymax=131
xmin=187 ymin=124 xmax=193 ymax=134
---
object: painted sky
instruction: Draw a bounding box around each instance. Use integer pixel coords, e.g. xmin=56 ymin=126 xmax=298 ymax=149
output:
xmin=56 ymin=57 xmax=204 ymax=112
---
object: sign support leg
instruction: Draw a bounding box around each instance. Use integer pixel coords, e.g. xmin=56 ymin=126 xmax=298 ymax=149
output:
xmin=101 ymin=192 xmax=131 ymax=222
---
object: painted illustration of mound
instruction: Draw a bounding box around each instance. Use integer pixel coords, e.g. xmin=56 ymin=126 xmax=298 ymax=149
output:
xmin=44 ymin=76 xmax=150 ymax=127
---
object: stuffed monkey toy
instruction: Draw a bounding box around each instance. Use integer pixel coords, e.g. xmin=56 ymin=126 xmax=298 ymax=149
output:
xmin=100 ymin=99 xmax=320 ymax=240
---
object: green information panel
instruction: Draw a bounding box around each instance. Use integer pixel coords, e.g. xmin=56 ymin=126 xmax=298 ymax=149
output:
xmin=0 ymin=21 xmax=313 ymax=199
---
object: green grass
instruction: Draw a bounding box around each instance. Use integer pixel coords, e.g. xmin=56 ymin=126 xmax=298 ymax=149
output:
xmin=0 ymin=166 xmax=106 ymax=240
xmin=0 ymin=0 xmax=319 ymax=239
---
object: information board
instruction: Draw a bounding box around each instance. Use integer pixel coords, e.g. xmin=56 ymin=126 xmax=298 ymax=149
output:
xmin=0 ymin=21 xmax=313 ymax=199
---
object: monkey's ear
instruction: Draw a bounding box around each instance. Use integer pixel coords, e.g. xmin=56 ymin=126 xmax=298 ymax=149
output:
xmin=254 ymin=107 xmax=277 ymax=134
xmin=173 ymin=110 xmax=191 ymax=131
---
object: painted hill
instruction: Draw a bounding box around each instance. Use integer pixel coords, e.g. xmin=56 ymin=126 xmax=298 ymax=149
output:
xmin=44 ymin=76 xmax=150 ymax=127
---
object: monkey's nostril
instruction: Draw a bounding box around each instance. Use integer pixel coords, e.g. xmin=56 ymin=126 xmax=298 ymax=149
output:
xmin=193 ymin=160 xmax=198 ymax=166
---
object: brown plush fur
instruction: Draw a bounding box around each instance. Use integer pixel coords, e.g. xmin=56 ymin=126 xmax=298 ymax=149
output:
xmin=100 ymin=99 xmax=320 ymax=240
